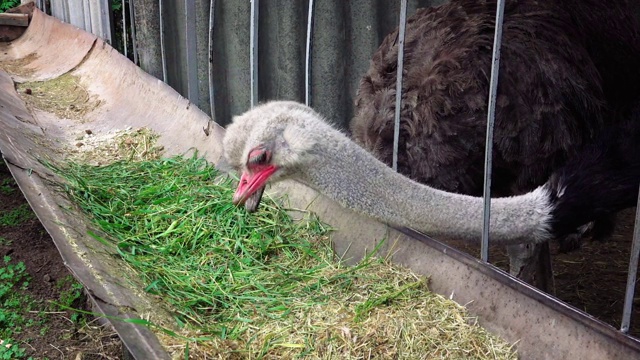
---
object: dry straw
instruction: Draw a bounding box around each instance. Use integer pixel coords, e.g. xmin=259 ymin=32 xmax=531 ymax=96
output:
xmin=17 ymin=73 xmax=102 ymax=121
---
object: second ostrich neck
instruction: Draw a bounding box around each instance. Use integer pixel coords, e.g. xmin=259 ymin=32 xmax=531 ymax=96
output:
xmin=298 ymin=127 xmax=553 ymax=245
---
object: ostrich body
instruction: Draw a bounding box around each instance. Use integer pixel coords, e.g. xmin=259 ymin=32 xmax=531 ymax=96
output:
xmin=348 ymin=0 xmax=640 ymax=288
xmin=351 ymin=1 xmax=606 ymax=196
xmin=221 ymin=101 xmax=640 ymax=248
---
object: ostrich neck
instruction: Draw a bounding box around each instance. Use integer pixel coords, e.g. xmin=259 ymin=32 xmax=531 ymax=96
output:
xmin=300 ymin=131 xmax=553 ymax=245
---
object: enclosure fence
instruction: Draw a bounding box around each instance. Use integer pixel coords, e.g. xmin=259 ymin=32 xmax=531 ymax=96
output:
xmin=36 ymin=0 xmax=640 ymax=336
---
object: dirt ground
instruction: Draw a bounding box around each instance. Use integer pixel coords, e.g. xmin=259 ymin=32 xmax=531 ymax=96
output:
xmin=551 ymin=208 xmax=639 ymax=334
xmin=451 ymin=207 xmax=640 ymax=336
xmin=0 ymin=163 xmax=123 ymax=359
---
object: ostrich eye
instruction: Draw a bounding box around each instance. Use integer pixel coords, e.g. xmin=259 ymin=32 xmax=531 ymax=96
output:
xmin=247 ymin=147 xmax=271 ymax=167
xmin=250 ymin=152 xmax=266 ymax=164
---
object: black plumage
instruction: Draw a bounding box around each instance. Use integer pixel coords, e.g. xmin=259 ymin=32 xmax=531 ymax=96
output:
xmin=548 ymin=101 xmax=640 ymax=239
xmin=350 ymin=0 xmax=640 ymax=250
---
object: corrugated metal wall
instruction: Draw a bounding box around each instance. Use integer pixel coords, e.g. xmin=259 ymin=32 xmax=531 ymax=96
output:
xmin=175 ymin=0 xmax=448 ymax=130
xmin=49 ymin=0 xmax=113 ymax=44
xmin=48 ymin=0 xmax=448 ymax=130
xmin=42 ymin=0 xmax=640 ymax=129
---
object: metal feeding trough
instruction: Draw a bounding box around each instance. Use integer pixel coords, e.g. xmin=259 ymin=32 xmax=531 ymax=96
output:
xmin=0 ymin=5 xmax=639 ymax=359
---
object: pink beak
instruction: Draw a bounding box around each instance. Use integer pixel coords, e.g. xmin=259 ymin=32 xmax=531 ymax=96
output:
xmin=232 ymin=165 xmax=278 ymax=211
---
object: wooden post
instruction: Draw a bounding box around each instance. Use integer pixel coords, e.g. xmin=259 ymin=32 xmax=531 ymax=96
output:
xmin=0 ymin=13 xmax=29 ymax=27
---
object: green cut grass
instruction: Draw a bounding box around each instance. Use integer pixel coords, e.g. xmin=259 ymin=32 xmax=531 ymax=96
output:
xmin=0 ymin=204 xmax=35 ymax=227
xmin=48 ymin=154 xmax=518 ymax=359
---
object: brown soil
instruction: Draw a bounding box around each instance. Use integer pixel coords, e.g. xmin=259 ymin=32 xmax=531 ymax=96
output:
xmin=551 ymin=208 xmax=639 ymax=334
xmin=448 ymin=208 xmax=640 ymax=337
xmin=0 ymin=162 xmax=123 ymax=359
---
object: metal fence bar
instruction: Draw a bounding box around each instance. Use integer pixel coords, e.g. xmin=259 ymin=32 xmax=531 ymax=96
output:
xmin=62 ymin=0 xmax=69 ymax=22
xmin=122 ymin=0 xmax=128 ymax=58
xmin=158 ymin=0 xmax=168 ymax=83
xmin=128 ymin=0 xmax=138 ymax=65
xmin=68 ymin=1 xmax=87 ymax=29
xmin=480 ymin=0 xmax=506 ymax=262
xmin=621 ymin=187 xmax=640 ymax=333
xmin=250 ymin=0 xmax=259 ymax=107
xmin=392 ymin=0 xmax=408 ymax=172
xmin=99 ymin=0 xmax=112 ymax=44
xmin=185 ymin=0 xmax=199 ymax=103
xmin=50 ymin=0 xmax=64 ymax=21
xmin=82 ymin=0 xmax=91 ymax=31
xmin=305 ymin=0 xmax=315 ymax=107
xmin=207 ymin=0 xmax=216 ymax=120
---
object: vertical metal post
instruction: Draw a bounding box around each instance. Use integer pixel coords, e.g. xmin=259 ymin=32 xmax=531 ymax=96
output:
xmin=98 ymin=0 xmax=113 ymax=44
xmin=480 ymin=0 xmax=506 ymax=262
xmin=208 ymin=0 xmax=216 ymax=120
xmin=250 ymin=0 xmax=259 ymax=107
xmin=185 ymin=0 xmax=199 ymax=103
xmin=158 ymin=0 xmax=168 ymax=83
xmin=304 ymin=0 xmax=315 ymax=107
xmin=621 ymin=186 xmax=640 ymax=333
xmin=50 ymin=0 xmax=65 ymax=21
xmin=61 ymin=0 xmax=69 ymax=22
xmin=392 ymin=0 xmax=408 ymax=172
xmin=122 ymin=0 xmax=128 ymax=58
xmin=128 ymin=0 xmax=138 ymax=64
xmin=82 ymin=0 xmax=91 ymax=32
xmin=67 ymin=1 xmax=86 ymax=29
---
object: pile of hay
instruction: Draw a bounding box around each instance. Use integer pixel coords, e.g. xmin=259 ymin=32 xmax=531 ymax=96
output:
xmin=65 ymin=127 xmax=164 ymax=165
xmin=48 ymin=145 xmax=518 ymax=359
xmin=0 ymin=52 xmax=39 ymax=77
xmin=16 ymin=73 xmax=101 ymax=121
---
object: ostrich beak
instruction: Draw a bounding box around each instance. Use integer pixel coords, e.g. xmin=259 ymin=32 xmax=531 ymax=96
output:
xmin=244 ymin=186 xmax=265 ymax=212
xmin=232 ymin=165 xmax=278 ymax=211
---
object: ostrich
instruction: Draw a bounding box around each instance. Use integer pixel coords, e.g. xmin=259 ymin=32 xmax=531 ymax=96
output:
xmin=221 ymin=101 xmax=639 ymax=254
xmin=348 ymin=0 xmax=640 ymax=288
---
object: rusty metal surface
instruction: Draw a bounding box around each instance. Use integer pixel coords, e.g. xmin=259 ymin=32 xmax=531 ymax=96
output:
xmin=396 ymin=227 xmax=640 ymax=359
xmin=270 ymin=181 xmax=640 ymax=360
xmin=0 ymin=6 xmax=640 ymax=360
xmin=0 ymin=8 xmax=96 ymax=82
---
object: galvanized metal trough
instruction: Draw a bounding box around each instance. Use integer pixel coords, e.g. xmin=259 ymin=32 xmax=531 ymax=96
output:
xmin=0 ymin=6 xmax=639 ymax=360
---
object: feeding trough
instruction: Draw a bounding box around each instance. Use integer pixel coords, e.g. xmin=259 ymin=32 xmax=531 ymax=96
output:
xmin=0 ymin=5 xmax=639 ymax=359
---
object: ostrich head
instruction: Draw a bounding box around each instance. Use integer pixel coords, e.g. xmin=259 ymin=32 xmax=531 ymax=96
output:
xmin=222 ymin=101 xmax=322 ymax=211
